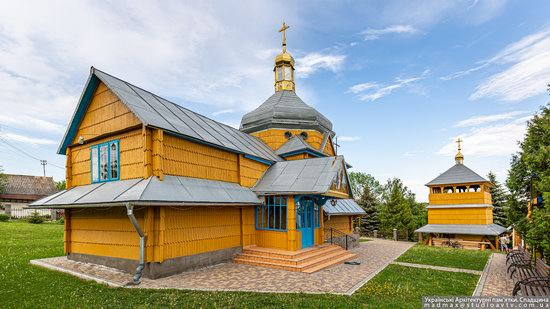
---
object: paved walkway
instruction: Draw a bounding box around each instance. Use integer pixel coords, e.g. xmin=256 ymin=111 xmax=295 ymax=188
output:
xmin=478 ymin=253 xmax=515 ymax=296
xmin=31 ymin=239 xmax=414 ymax=295
xmin=392 ymin=261 xmax=483 ymax=275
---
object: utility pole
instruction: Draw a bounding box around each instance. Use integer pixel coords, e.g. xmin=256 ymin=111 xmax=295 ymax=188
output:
xmin=40 ymin=160 xmax=47 ymax=177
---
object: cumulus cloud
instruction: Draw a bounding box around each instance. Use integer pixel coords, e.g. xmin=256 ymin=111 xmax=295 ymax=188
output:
xmin=295 ymin=53 xmax=345 ymax=78
xmin=454 ymin=111 xmax=527 ymax=127
xmin=0 ymin=132 xmax=56 ymax=146
xmin=437 ymin=117 xmax=529 ymax=157
xmin=337 ymin=136 xmax=361 ymax=142
xmin=361 ymin=25 xmax=419 ymax=40
xmin=442 ymin=26 xmax=550 ymax=102
xmin=349 ymin=69 xmax=430 ymax=102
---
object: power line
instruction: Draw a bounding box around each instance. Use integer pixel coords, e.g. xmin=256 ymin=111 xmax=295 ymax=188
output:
xmin=0 ymin=136 xmax=64 ymax=170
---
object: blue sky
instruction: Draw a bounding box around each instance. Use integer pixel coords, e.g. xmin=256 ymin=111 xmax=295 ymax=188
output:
xmin=0 ymin=1 xmax=549 ymax=201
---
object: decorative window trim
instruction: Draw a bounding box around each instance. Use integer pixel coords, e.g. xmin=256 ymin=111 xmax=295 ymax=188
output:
xmin=90 ymin=140 xmax=120 ymax=183
xmin=255 ymin=196 xmax=288 ymax=231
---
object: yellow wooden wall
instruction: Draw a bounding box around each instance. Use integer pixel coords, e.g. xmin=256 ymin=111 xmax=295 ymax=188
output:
xmin=163 ymin=134 xmax=239 ymax=183
xmin=67 ymin=207 xmax=143 ymax=260
xmin=72 ymin=82 xmax=141 ymax=144
xmin=429 ymin=185 xmax=492 ymax=205
xmin=251 ymin=129 xmax=335 ymax=156
xmin=67 ymin=206 xmax=258 ymax=262
xmin=163 ymin=206 xmax=243 ymax=259
xmin=239 ymin=156 xmax=270 ymax=187
xmin=324 ymin=216 xmax=353 ymax=234
xmin=69 ymin=129 xmax=144 ymax=187
xmin=428 ymin=207 xmax=493 ymax=224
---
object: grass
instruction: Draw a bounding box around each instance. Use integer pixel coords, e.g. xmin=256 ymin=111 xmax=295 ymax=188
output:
xmin=396 ymin=244 xmax=491 ymax=271
xmin=1 ymin=221 xmax=479 ymax=308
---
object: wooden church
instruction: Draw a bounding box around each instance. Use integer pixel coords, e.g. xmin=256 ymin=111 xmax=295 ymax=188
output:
xmin=31 ymin=24 xmax=365 ymax=282
xmin=415 ymin=139 xmax=506 ymax=250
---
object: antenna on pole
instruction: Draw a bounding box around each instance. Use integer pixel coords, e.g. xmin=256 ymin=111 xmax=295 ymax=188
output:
xmin=40 ymin=160 xmax=47 ymax=177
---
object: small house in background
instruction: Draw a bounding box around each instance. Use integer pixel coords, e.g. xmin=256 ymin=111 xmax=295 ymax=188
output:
xmin=30 ymin=24 xmax=365 ymax=282
xmin=0 ymin=174 xmax=58 ymax=218
xmin=415 ymin=139 xmax=506 ymax=250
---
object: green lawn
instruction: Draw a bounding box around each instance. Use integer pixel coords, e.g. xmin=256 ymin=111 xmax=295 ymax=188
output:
xmin=396 ymin=244 xmax=491 ymax=271
xmin=1 ymin=221 xmax=479 ymax=308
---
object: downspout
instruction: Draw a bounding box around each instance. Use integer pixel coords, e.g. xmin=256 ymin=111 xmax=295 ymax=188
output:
xmin=126 ymin=203 xmax=145 ymax=285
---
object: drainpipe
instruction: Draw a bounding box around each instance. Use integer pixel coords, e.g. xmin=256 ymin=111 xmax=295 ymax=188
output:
xmin=126 ymin=203 xmax=145 ymax=285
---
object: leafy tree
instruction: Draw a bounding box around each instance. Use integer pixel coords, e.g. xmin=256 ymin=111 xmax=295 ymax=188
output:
xmin=487 ymin=172 xmax=507 ymax=226
xmin=379 ymin=178 xmax=413 ymax=238
xmin=56 ymin=180 xmax=66 ymax=191
xmin=0 ymin=166 xmax=7 ymax=194
xmin=348 ymin=171 xmax=382 ymax=200
xmin=357 ymin=183 xmax=380 ymax=233
xmin=506 ymin=103 xmax=550 ymax=257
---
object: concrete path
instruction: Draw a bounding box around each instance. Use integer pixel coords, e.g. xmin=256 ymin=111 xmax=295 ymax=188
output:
xmin=392 ymin=261 xmax=483 ymax=275
xmin=31 ymin=239 xmax=414 ymax=295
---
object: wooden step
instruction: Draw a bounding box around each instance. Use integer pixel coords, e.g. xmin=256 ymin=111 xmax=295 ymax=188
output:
xmin=242 ymin=244 xmax=334 ymax=259
xmin=236 ymin=246 xmax=343 ymax=266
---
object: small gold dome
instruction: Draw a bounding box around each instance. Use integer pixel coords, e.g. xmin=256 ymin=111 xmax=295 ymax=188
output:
xmin=455 ymin=151 xmax=464 ymax=164
xmin=275 ymin=51 xmax=295 ymax=66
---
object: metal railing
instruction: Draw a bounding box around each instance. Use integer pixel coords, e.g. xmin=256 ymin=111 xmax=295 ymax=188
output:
xmin=324 ymin=227 xmax=357 ymax=250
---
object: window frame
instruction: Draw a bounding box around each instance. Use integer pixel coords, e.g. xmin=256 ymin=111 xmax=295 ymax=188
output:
xmin=90 ymin=140 xmax=120 ymax=183
xmin=255 ymin=196 xmax=288 ymax=231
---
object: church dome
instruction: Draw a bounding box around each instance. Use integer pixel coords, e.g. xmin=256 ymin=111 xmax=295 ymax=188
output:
xmin=239 ymin=90 xmax=333 ymax=134
xmin=275 ymin=51 xmax=294 ymax=66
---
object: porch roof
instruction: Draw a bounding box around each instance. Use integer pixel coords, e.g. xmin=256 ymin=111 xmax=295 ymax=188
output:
xmin=252 ymin=156 xmax=350 ymax=196
xmin=29 ymin=175 xmax=262 ymax=208
xmin=415 ymin=224 xmax=506 ymax=236
xmin=323 ymin=199 xmax=366 ymax=215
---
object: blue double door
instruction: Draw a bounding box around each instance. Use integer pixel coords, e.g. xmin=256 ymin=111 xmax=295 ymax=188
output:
xmin=297 ymin=198 xmax=316 ymax=248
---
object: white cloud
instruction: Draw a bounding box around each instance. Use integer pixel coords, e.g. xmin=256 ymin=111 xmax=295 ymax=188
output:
xmin=361 ymin=25 xmax=419 ymax=41
xmin=1 ymin=132 xmax=56 ymax=146
xmin=442 ymin=26 xmax=550 ymax=102
xmin=349 ymin=69 xmax=430 ymax=102
xmin=337 ymin=136 xmax=360 ymax=142
xmin=454 ymin=111 xmax=527 ymax=127
xmin=295 ymin=53 xmax=345 ymax=78
xmin=437 ymin=117 xmax=529 ymax=157
xmin=403 ymin=151 xmax=417 ymax=157
xmin=212 ymin=109 xmax=235 ymax=116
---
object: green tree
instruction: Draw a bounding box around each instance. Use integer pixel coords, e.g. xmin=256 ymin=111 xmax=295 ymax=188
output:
xmin=357 ymin=183 xmax=380 ymax=233
xmin=0 ymin=166 xmax=7 ymax=194
xmin=379 ymin=178 xmax=413 ymax=239
xmin=56 ymin=180 xmax=66 ymax=191
xmin=487 ymin=172 xmax=507 ymax=226
xmin=348 ymin=171 xmax=382 ymax=200
xmin=506 ymin=103 xmax=550 ymax=257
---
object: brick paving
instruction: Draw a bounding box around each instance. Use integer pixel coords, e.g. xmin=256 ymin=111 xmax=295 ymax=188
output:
xmin=31 ymin=239 xmax=414 ymax=295
xmin=392 ymin=261 xmax=483 ymax=275
xmin=479 ymin=253 xmax=515 ymax=296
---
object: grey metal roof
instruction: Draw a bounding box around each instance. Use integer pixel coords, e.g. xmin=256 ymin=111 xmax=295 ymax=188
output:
xmin=59 ymin=68 xmax=281 ymax=162
xmin=427 ymin=204 xmax=493 ymax=209
xmin=275 ymin=136 xmax=324 ymax=156
xmin=426 ymin=163 xmax=489 ymax=186
xmin=29 ymin=175 xmax=262 ymax=208
xmin=415 ymin=224 xmax=507 ymax=236
xmin=240 ymin=91 xmax=333 ymax=135
xmin=323 ymin=199 xmax=366 ymax=215
xmin=252 ymin=156 xmax=348 ymax=195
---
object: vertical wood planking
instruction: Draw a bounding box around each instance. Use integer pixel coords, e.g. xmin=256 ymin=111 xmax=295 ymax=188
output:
xmin=152 ymin=129 xmax=164 ymax=180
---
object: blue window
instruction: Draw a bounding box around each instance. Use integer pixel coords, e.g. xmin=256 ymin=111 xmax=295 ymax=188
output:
xmin=256 ymin=196 xmax=287 ymax=230
xmin=90 ymin=140 xmax=119 ymax=183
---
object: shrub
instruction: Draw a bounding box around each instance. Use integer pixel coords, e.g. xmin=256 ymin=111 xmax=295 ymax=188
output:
xmin=0 ymin=214 xmax=9 ymax=222
xmin=56 ymin=217 xmax=64 ymax=224
xmin=27 ymin=211 xmax=45 ymax=224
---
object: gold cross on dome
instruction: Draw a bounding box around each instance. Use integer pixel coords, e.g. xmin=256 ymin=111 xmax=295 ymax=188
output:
xmin=456 ymin=138 xmax=463 ymax=151
xmin=279 ymin=22 xmax=290 ymax=51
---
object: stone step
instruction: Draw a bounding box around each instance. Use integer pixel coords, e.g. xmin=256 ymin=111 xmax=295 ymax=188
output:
xmin=242 ymin=244 xmax=335 ymax=260
xmin=233 ymin=244 xmax=357 ymax=273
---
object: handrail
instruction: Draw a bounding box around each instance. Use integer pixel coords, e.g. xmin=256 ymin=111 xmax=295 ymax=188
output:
xmin=324 ymin=227 xmax=356 ymax=250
